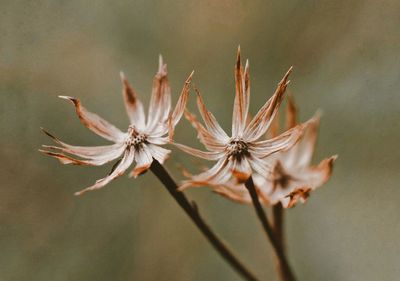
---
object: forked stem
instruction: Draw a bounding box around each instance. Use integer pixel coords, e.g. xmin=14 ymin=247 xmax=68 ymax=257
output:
xmin=150 ymin=160 xmax=259 ymax=281
xmin=244 ymin=176 xmax=296 ymax=281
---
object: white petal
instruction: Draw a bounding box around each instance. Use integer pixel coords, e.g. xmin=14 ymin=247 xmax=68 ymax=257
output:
xmin=130 ymin=145 xmax=154 ymax=178
xmin=120 ymin=72 xmax=146 ymax=130
xmin=74 ymin=149 xmax=135 ymax=196
xmin=59 ymin=96 xmax=125 ymax=142
xmin=147 ymin=143 xmax=171 ymax=164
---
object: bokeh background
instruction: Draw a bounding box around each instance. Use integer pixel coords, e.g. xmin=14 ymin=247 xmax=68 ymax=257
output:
xmin=1 ymin=1 xmax=399 ymax=280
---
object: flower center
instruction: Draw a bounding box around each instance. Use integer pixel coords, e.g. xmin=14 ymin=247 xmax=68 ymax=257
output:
xmin=226 ymin=138 xmax=249 ymax=159
xmin=125 ymin=125 xmax=147 ymax=148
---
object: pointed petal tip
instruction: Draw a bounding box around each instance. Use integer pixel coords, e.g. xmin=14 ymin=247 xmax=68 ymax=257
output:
xmin=59 ymin=95 xmax=78 ymax=105
xmin=119 ymin=71 xmax=126 ymax=80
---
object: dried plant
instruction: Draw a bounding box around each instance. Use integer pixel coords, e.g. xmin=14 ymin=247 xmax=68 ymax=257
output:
xmin=40 ymin=56 xmax=191 ymax=195
xmin=40 ymin=48 xmax=337 ymax=281
xmin=175 ymin=47 xmax=304 ymax=190
xmin=212 ymin=96 xmax=337 ymax=208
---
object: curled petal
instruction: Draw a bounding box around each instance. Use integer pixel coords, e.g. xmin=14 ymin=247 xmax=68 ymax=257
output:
xmin=283 ymin=188 xmax=312 ymax=208
xmin=195 ymin=89 xmax=230 ymax=142
xmin=249 ymin=124 xmax=303 ymax=159
xmin=130 ymin=146 xmax=154 ymax=178
xmin=292 ymin=114 xmax=321 ymax=168
xmin=232 ymin=47 xmax=250 ymax=137
xmin=179 ymin=158 xmax=232 ymax=190
xmin=244 ymin=67 xmax=292 ymax=141
xmin=184 ymin=110 xmax=226 ymax=152
xmin=168 ymin=71 xmax=194 ymax=141
xmin=147 ymin=55 xmax=171 ymax=131
xmin=296 ymin=155 xmax=337 ymax=190
xmin=74 ymin=149 xmax=135 ymax=196
xmin=41 ymin=128 xmax=125 ymax=160
xmin=146 ymin=143 xmax=171 ymax=164
xmin=285 ymin=94 xmax=297 ymax=129
xmin=173 ymin=142 xmax=225 ymax=160
xmin=120 ymin=72 xmax=146 ymax=129
xmin=247 ymin=156 xmax=271 ymax=176
xmin=231 ymin=158 xmax=252 ymax=183
xmin=59 ymin=96 xmax=125 ymax=142
xmin=39 ymin=144 xmax=125 ymax=166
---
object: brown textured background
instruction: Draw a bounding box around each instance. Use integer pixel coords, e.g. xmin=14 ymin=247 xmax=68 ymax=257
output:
xmin=1 ymin=1 xmax=399 ymax=280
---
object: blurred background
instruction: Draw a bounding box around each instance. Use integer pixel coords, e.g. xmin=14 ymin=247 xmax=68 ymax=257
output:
xmin=1 ymin=0 xmax=399 ymax=280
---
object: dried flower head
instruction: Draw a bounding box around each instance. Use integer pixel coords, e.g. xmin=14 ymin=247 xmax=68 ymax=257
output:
xmin=212 ymin=96 xmax=337 ymax=208
xmin=175 ymin=48 xmax=304 ymax=190
xmin=40 ymin=56 xmax=192 ymax=195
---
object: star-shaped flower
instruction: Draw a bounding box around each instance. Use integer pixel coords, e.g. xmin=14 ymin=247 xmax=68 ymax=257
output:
xmin=175 ymin=48 xmax=304 ymax=189
xmin=40 ymin=56 xmax=192 ymax=195
xmin=211 ymin=96 xmax=337 ymax=208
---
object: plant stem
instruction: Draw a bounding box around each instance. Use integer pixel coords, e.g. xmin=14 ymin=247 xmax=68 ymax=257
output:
xmin=273 ymin=204 xmax=289 ymax=281
xmin=150 ymin=160 xmax=259 ymax=281
xmin=272 ymin=204 xmax=285 ymax=251
xmin=244 ymin=176 xmax=296 ymax=281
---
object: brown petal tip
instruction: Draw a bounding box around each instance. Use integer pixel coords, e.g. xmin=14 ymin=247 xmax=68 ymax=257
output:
xmin=59 ymin=95 xmax=79 ymax=106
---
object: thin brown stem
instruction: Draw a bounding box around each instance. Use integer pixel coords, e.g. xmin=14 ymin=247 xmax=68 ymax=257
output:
xmin=272 ymin=204 xmax=285 ymax=251
xmin=272 ymin=204 xmax=288 ymax=281
xmin=244 ymin=177 xmax=297 ymax=281
xmin=150 ymin=160 xmax=259 ymax=281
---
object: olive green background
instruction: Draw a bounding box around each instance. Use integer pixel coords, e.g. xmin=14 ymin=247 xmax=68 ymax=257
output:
xmin=1 ymin=1 xmax=399 ymax=280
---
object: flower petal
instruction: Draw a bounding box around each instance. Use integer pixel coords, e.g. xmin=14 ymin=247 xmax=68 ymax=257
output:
xmin=120 ymin=72 xmax=146 ymax=130
xmin=195 ymin=89 xmax=230 ymax=142
xmin=231 ymin=158 xmax=252 ymax=183
xmin=74 ymin=149 xmax=135 ymax=196
xmin=296 ymin=155 xmax=337 ymax=190
xmin=168 ymin=71 xmax=193 ymax=141
xmin=147 ymin=55 xmax=171 ymax=131
xmin=59 ymin=96 xmax=125 ymax=142
xmin=292 ymin=114 xmax=320 ymax=168
xmin=146 ymin=143 xmax=171 ymax=164
xmin=232 ymin=47 xmax=250 ymax=137
xmin=184 ymin=110 xmax=226 ymax=152
xmin=249 ymin=124 xmax=303 ymax=158
xmin=173 ymin=142 xmax=225 ymax=160
xmin=41 ymin=128 xmax=125 ymax=160
xmin=179 ymin=158 xmax=232 ymax=190
xmin=244 ymin=67 xmax=292 ymax=142
xmin=130 ymin=146 xmax=154 ymax=178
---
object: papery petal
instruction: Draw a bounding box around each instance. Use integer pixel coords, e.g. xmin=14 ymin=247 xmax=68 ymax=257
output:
xmin=120 ymin=72 xmax=146 ymax=130
xmin=293 ymin=114 xmax=320 ymax=168
xmin=147 ymin=135 xmax=169 ymax=145
xmin=59 ymin=96 xmax=125 ymax=142
xmin=74 ymin=149 xmax=135 ymax=196
xmin=295 ymin=155 xmax=337 ymax=190
xmin=244 ymin=67 xmax=292 ymax=141
xmin=147 ymin=55 xmax=171 ymax=130
xmin=232 ymin=47 xmax=250 ymax=137
xmin=130 ymin=146 xmax=154 ymax=178
xmin=184 ymin=110 xmax=226 ymax=152
xmin=231 ymin=158 xmax=252 ymax=183
xmin=179 ymin=158 xmax=232 ymax=190
xmin=285 ymin=94 xmax=297 ymax=129
xmin=247 ymin=156 xmax=271 ymax=176
xmin=39 ymin=144 xmax=125 ymax=166
xmin=282 ymin=188 xmax=312 ymax=208
xmin=173 ymin=142 xmax=225 ymax=160
xmin=195 ymin=89 xmax=230 ymax=142
xmin=146 ymin=143 xmax=171 ymax=164
xmin=41 ymin=128 xmax=125 ymax=160
xmin=168 ymin=71 xmax=194 ymax=141
xmin=249 ymin=124 xmax=303 ymax=158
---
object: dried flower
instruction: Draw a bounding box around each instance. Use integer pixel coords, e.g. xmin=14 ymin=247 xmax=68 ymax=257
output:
xmin=212 ymin=96 xmax=337 ymax=208
xmin=40 ymin=56 xmax=193 ymax=195
xmin=175 ymin=48 xmax=304 ymax=190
